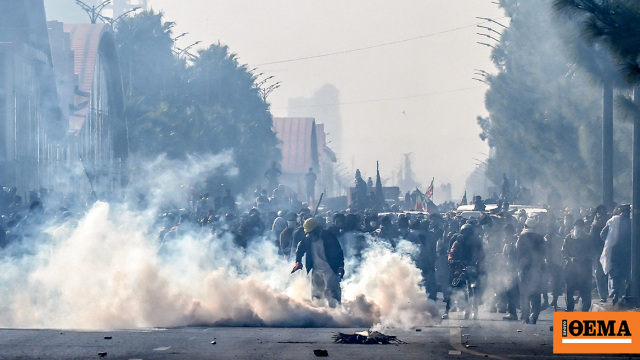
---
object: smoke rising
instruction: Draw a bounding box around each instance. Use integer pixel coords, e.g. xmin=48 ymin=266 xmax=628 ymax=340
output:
xmin=0 ymin=153 xmax=438 ymax=330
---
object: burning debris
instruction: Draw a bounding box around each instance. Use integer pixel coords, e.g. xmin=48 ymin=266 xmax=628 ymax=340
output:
xmin=333 ymin=330 xmax=406 ymax=345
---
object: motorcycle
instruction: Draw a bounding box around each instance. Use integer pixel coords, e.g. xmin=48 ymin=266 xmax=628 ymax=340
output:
xmin=451 ymin=262 xmax=480 ymax=319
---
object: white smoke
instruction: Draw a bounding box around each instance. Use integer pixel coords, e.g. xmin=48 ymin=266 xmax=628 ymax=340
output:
xmin=0 ymin=153 xmax=439 ymax=330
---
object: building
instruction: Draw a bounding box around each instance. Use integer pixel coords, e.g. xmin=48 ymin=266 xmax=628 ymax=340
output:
xmin=0 ymin=0 xmax=128 ymax=197
xmin=0 ymin=0 xmax=64 ymax=192
xmin=272 ymin=117 xmax=338 ymax=198
xmin=62 ymin=23 xmax=128 ymax=196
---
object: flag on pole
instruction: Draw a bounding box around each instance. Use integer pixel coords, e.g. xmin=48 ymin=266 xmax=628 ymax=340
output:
xmin=414 ymin=188 xmax=424 ymax=212
xmin=461 ymin=191 xmax=468 ymax=205
xmin=414 ymin=187 xmax=438 ymax=214
xmin=426 ymin=177 xmax=434 ymax=199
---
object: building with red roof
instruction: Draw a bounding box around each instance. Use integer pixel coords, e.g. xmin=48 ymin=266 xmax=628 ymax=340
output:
xmin=272 ymin=117 xmax=339 ymax=198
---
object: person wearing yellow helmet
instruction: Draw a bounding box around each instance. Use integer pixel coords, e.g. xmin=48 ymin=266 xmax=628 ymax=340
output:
xmin=291 ymin=217 xmax=345 ymax=307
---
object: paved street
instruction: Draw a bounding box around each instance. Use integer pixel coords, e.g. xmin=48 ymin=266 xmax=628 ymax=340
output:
xmin=0 ymin=297 xmax=633 ymax=359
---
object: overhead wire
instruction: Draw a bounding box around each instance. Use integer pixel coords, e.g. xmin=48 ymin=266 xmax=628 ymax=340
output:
xmin=252 ymin=17 xmax=507 ymax=67
xmin=259 ymin=16 xmax=504 ymax=110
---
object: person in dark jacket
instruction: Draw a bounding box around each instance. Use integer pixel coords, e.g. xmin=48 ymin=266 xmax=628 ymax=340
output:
xmin=517 ymin=217 xmax=546 ymax=324
xmin=292 ymin=218 xmax=345 ymax=307
xmin=501 ymin=223 xmax=520 ymax=320
xmin=562 ymin=219 xmax=593 ymax=312
xmin=279 ymin=212 xmax=298 ymax=259
xmin=443 ymin=223 xmax=485 ymax=319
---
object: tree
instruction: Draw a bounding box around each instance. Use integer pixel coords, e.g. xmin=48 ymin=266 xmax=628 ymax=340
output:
xmin=553 ymin=1 xmax=640 ymax=84
xmin=477 ymin=0 xmax=632 ymax=207
xmin=553 ymin=0 xmax=640 ymax=302
xmin=114 ymin=10 xmax=279 ymax=192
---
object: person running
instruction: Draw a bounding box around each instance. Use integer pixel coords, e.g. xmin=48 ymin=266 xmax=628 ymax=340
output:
xmin=291 ymin=218 xmax=345 ymax=307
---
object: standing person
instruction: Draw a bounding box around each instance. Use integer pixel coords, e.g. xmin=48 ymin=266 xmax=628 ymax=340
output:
xmin=473 ymin=195 xmax=486 ymax=212
xmin=279 ymin=212 xmax=298 ymax=259
xmin=590 ymin=205 xmax=609 ymax=303
xmin=545 ymin=224 xmax=565 ymax=310
xmin=264 ymin=162 xmax=282 ymax=194
xmin=443 ymin=224 xmax=484 ymax=320
xmin=221 ymin=188 xmax=236 ymax=213
xmin=291 ymin=218 xmax=345 ymax=307
xmin=516 ymin=217 xmax=546 ymax=324
xmin=304 ymin=168 xmax=317 ymax=203
xmin=406 ymin=219 xmax=437 ymax=301
xmin=501 ymin=224 xmax=520 ymax=320
xmin=422 ymin=220 xmax=439 ymax=301
xmin=271 ymin=211 xmax=287 ymax=245
xmin=562 ymin=219 xmax=593 ymax=312
xmin=352 ymin=170 xmax=368 ymax=210
xmin=600 ymin=204 xmax=632 ymax=305
xmin=501 ymin=173 xmax=511 ymax=202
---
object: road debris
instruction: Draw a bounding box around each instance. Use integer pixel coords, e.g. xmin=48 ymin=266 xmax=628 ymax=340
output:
xmin=211 ymin=340 xmax=216 ymax=345
xmin=313 ymin=349 xmax=329 ymax=357
xmin=333 ymin=330 xmax=406 ymax=345
xmin=104 ymin=336 xmax=112 ymax=340
xmin=98 ymin=352 xmax=107 ymax=357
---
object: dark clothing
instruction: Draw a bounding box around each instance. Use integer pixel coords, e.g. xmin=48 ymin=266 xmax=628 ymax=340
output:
xmin=264 ymin=166 xmax=282 ymax=192
xmin=561 ymin=233 xmax=593 ymax=279
xmin=473 ymin=202 xmax=486 ymax=212
xmin=376 ymin=225 xmax=400 ymax=246
xmin=562 ymin=233 xmax=593 ymax=311
xmin=305 ymin=171 xmax=317 ymax=200
xmin=446 ymin=233 xmax=484 ymax=314
xmin=221 ymin=194 xmax=236 ymax=212
xmin=448 ymin=234 xmax=484 ymax=269
xmin=517 ymin=230 xmax=546 ymax=274
xmin=292 ymin=226 xmax=306 ymax=253
xmin=279 ymin=226 xmax=295 ymax=258
xmin=353 ymin=177 xmax=368 ymax=209
xmin=516 ymin=229 xmax=546 ymax=323
xmin=295 ymin=230 xmax=345 ymax=276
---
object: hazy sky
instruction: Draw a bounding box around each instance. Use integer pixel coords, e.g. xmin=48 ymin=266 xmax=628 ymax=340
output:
xmin=46 ymin=0 xmax=505 ymax=198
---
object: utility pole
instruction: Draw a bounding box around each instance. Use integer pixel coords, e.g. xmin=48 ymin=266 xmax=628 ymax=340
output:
xmin=631 ymin=87 xmax=640 ymax=303
xmin=603 ymin=81 xmax=614 ymax=210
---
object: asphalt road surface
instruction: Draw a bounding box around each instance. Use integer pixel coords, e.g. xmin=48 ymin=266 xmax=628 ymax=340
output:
xmin=0 ymin=297 xmax=634 ymax=359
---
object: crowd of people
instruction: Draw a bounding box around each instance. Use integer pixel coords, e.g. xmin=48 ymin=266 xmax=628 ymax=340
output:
xmin=0 ymin=167 xmax=635 ymax=324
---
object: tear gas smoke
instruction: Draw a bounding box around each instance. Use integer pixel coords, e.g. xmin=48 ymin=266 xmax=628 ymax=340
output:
xmin=0 ymin=153 xmax=438 ymax=330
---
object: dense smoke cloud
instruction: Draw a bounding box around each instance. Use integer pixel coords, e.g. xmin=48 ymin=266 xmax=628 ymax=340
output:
xmin=0 ymin=153 xmax=438 ymax=330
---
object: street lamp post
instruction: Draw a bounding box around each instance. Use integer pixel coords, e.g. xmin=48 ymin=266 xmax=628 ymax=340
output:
xmin=99 ymin=6 xmax=141 ymax=27
xmin=75 ymin=0 xmax=112 ymax=24
xmin=631 ymin=87 xmax=640 ymax=303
